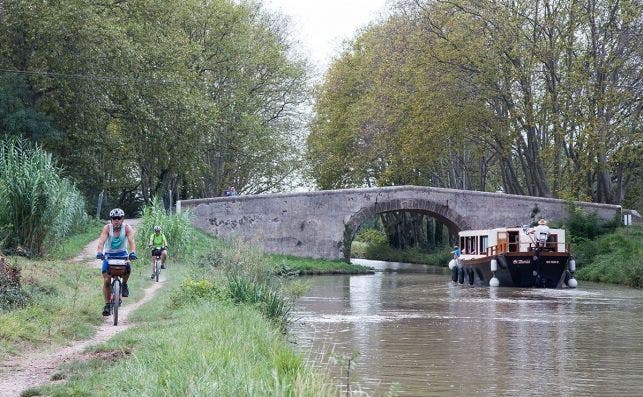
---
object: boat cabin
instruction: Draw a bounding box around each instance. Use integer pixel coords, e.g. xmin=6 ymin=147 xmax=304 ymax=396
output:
xmin=458 ymin=227 xmax=567 ymax=260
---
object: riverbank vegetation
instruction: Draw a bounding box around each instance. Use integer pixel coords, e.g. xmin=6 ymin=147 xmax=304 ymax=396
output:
xmin=269 ymin=254 xmax=373 ymax=275
xmin=27 ymin=231 xmax=334 ymax=396
xmin=559 ymin=204 xmax=641 ymax=288
xmin=573 ymin=224 xmax=642 ymax=288
xmin=350 ymin=216 xmax=454 ymax=267
xmin=575 ymin=226 xmax=642 ymax=288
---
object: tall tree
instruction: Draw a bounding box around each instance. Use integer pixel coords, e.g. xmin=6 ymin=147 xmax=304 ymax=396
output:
xmin=308 ymin=0 xmax=641 ymax=207
xmin=0 ymin=0 xmax=310 ymax=213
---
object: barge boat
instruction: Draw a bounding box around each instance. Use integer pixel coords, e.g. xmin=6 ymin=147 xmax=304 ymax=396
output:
xmin=449 ymin=225 xmax=577 ymax=288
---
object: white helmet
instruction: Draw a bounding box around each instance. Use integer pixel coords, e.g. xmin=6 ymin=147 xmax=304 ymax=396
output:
xmin=154 ymin=225 xmax=161 ymax=232
xmin=109 ymin=208 xmax=125 ymax=218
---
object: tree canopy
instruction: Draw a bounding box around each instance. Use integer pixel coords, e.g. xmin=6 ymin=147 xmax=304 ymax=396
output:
xmin=307 ymin=0 xmax=641 ymax=208
xmin=0 ymin=0 xmax=310 ymax=214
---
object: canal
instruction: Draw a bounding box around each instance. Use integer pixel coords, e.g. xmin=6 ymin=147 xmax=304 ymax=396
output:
xmin=289 ymin=259 xmax=643 ymax=396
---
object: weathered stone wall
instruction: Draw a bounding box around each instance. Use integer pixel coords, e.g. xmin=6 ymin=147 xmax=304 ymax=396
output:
xmin=178 ymin=186 xmax=625 ymax=260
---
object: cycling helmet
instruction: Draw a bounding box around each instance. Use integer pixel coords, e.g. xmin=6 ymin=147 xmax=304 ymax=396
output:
xmin=154 ymin=226 xmax=161 ymax=232
xmin=109 ymin=208 xmax=125 ymax=218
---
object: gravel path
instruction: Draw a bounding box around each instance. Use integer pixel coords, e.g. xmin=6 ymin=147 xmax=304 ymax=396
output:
xmin=0 ymin=219 xmax=161 ymax=397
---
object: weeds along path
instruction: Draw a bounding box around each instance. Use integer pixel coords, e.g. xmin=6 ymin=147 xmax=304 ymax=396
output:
xmin=0 ymin=218 xmax=165 ymax=397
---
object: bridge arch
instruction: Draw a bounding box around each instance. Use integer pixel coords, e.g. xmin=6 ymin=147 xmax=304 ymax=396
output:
xmin=342 ymin=198 xmax=473 ymax=261
xmin=178 ymin=185 xmax=626 ymax=261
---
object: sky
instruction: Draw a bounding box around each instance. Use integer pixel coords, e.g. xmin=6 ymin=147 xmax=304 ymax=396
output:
xmin=264 ymin=0 xmax=390 ymax=78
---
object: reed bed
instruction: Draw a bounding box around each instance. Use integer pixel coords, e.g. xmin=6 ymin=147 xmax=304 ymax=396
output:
xmin=0 ymin=137 xmax=87 ymax=256
xmin=135 ymin=197 xmax=193 ymax=257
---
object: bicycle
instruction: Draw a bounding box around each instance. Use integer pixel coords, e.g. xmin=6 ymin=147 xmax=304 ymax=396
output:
xmin=105 ymin=256 xmax=129 ymax=325
xmin=150 ymin=247 xmax=163 ymax=282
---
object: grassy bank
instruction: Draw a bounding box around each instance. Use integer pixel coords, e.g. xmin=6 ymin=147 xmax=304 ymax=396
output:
xmin=45 ymin=219 xmax=104 ymax=261
xmin=351 ymin=240 xmax=452 ymax=268
xmin=574 ymin=225 xmax=642 ymax=288
xmin=30 ymin=236 xmax=333 ymax=396
xmin=3 ymin=214 xmax=358 ymax=396
xmin=268 ymin=254 xmax=374 ymax=275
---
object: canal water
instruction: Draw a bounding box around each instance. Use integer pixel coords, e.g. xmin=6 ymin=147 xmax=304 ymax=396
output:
xmin=288 ymin=259 xmax=643 ymax=396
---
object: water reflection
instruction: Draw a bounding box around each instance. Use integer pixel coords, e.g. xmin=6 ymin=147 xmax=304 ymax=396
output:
xmin=290 ymin=259 xmax=643 ymax=396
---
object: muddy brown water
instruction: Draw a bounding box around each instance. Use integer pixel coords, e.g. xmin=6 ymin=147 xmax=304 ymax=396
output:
xmin=289 ymin=259 xmax=643 ymax=396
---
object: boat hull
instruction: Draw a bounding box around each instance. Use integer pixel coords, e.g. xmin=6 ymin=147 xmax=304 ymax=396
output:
xmin=456 ymin=252 xmax=571 ymax=288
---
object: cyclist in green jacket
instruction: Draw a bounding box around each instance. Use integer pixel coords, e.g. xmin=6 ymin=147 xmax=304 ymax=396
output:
xmin=148 ymin=226 xmax=168 ymax=278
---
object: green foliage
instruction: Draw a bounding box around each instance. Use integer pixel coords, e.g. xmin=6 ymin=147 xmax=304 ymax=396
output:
xmin=35 ymin=302 xmax=333 ymax=396
xmin=0 ymin=0 xmax=310 ymax=207
xmin=565 ymin=201 xmax=620 ymax=242
xmin=0 ymin=257 xmax=109 ymax=359
xmin=0 ymin=137 xmax=87 ymax=256
xmin=0 ymin=75 xmax=61 ymax=144
xmin=355 ymin=228 xmax=388 ymax=245
xmin=307 ymin=0 xmax=641 ymax=206
xmin=169 ymin=277 xmax=223 ymax=307
xmin=45 ymin=218 xmax=104 ymax=260
xmin=2 ymin=223 xmax=337 ymax=395
xmin=575 ymin=226 xmax=643 ymax=287
xmin=267 ymin=254 xmax=373 ymax=275
xmin=209 ymin=240 xmax=293 ymax=328
xmin=226 ymin=275 xmax=292 ymax=331
xmin=350 ymin=241 xmax=368 ymax=258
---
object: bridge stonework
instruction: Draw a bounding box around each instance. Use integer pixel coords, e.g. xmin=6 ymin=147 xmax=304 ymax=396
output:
xmin=177 ymin=186 xmax=625 ymax=261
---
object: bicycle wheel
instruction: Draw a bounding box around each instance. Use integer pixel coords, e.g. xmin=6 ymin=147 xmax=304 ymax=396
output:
xmin=155 ymin=259 xmax=160 ymax=282
xmin=112 ymin=279 xmax=121 ymax=326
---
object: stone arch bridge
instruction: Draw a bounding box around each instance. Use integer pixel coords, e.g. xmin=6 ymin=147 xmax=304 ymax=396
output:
xmin=177 ymin=186 xmax=628 ymax=261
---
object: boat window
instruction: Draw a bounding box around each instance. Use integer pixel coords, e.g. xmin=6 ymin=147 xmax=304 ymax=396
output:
xmin=479 ymin=236 xmax=488 ymax=254
xmin=507 ymin=231 xmax=519 ymax=252
xmin=547 ymin=234 xmax=558 ymax=251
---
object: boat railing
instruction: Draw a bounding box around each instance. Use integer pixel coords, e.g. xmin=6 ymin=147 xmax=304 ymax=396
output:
xmin=486 ymin=241 xmax=570 ymax=254
xmin=526 ymin=242 xmax=570 ymax=253
xmin=485 ymin=242 xmax=508 ymax=256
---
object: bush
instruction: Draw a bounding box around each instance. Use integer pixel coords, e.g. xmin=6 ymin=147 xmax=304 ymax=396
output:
xmin=0 ymin=257 xmax=28 ymax=312
xmin=575 ymin=225 xmax=642 ymax=287
xmin=169 ymin=277 xmax=223 ymax=307
xmin=355 ymin=228 xmax=387 ymax=245
xmin=565 ymin=201 xmax=619 ymax=242
xmin=206 ymin=240 xmax=294 ymax=329
xmin=350 ymin=241 xmax=368 ymax=258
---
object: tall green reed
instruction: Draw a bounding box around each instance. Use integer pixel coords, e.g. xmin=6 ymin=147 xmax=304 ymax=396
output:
xmin=0 ymin=137 xmax=86 ymax=256
xmin=135 ymin=197 xmax=193 ymax=256
xmin=211 ymin=239 xmax=295 ymax=330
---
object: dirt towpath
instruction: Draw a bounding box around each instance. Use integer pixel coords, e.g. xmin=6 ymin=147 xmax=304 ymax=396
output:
xmin=0 ymin=219 xmax=163 ymax=397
